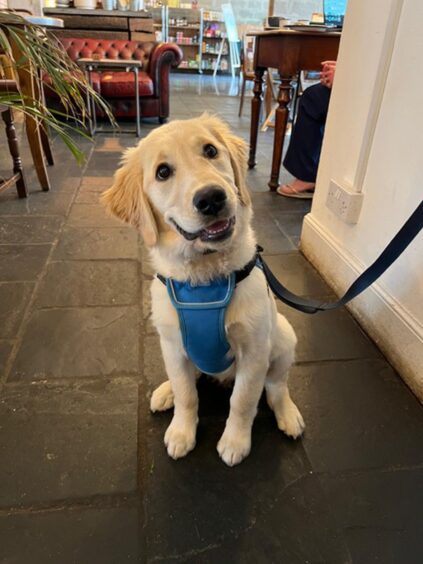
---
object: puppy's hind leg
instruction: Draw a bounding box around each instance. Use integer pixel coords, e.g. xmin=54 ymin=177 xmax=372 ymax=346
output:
xmin=150 ymin=380 xmax=174 ymax=413
xmin=265 ymin=315 xmax=305 ymax=439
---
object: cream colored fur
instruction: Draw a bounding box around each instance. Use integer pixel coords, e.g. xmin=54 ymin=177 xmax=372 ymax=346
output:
xmin=102 ymin=114 xmax=304 ymax=466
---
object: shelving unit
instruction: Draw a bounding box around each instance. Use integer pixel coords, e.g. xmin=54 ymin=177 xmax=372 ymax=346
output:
xmin=150 ymin=6 xmax=229 ymax=74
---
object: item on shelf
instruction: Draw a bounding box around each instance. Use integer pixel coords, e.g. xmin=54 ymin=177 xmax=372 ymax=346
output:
xmin=151 ymin=7 xmax=229 ymax=75
xmin=116 ymin=0 xmax=129 ymax=10
xmin=43 ymin=0 xmax=57 ymax=7
xmin=74 ymin=0 xmax=97 ymax=9
xmin=130 ymin=0 xmax=144 ymax=10
xmin=101 ymin=0 xmax=114 ymax=9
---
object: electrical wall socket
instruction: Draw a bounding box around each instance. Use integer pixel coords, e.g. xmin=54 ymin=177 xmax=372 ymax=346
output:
xmin=326 ymin=180 xmax=364 ymax=224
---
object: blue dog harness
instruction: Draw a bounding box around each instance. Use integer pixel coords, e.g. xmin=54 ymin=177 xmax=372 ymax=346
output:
xmin=166 ymin=274 xmax=235 ymax=375
xmin=157 ymin=254 xmax=259 ymax=375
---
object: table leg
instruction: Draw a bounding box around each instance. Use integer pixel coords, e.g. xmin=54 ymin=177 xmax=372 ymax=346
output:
xmin=268 ymin=74 xmax=291 ymax=191
xmin=84 ymin=69 xmax=94 ymax=136
xmin=9 ymin=33 xmax=51 ymax=191
xmin=134 ymin=67 xmax=141 ymax=137
xmin=39 ymin=125 xmax=54 ymax=166
xmin=88 ymin=67 xmax=97 ymax=135
xmin=38 ymin=71 xmax=54 ymax=166
xmin=248 ymin=67 xmax=264 ymax=169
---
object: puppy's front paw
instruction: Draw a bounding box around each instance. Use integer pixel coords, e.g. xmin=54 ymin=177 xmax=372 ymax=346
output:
xmin=150 ymin=381 xmax=174 ymax=412
xmin=164 ymin=419 xmax=196 ymax=460
xmin=217 ymin=428 xmax=251 ymax=467
xmin=276 ymin=400 xmax=305 ymax=439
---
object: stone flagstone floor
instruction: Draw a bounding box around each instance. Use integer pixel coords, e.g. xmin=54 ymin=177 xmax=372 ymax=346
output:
xmin=0 ymin=74 xmax=422 ymax=564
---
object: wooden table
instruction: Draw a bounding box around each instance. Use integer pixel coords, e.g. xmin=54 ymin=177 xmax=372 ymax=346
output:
xmin=6 ymin=16 xmax=64 ymax=191
xmin=248 ymin=29 xmax=341 ymax=190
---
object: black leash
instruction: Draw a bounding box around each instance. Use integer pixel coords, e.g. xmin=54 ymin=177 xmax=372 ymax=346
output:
xmin=257 ymin=200 xmax=423 ymax=314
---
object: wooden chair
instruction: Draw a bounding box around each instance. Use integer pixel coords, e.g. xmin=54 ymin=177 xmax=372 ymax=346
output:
xmin=0 ymin=80 xmax=28 ymax=199
xmin=238 ymin=31 xmax=258 ymax=118
xmin=1 ymin=20 xmax=54 ymax=192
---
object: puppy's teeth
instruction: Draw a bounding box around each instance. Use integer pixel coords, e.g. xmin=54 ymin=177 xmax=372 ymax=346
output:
xmin=205 ymin=220 xmax=230 ymax=234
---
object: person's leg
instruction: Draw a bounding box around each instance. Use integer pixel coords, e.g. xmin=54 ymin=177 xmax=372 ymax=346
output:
xmin=279 ymin=83 xmax=331 ymax=196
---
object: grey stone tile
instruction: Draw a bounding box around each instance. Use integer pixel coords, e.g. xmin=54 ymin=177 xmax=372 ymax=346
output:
xmin=75 ymin=189 xmax=106 ymax=204
xmin=84 ymin=154 xmax=121 ymax=176
xmin=10 ymin=306 xmax=139 ymax=380
xmin=0 ymin=506 xmax=139 ymax=564
xmin=320 ymin=468 xmax=423 ymax=564
xmin=142 ymin=419 xmax=349 ymax=564
xmin=0 ymin=192 xmax=74 ymax=217
xmin=252 ymin=210 xmax=296 ymax=254
xmin=0 ymin=378 xmax=138 ymax=506
xmin=67 ymin=204 xmax=121 ymax=228
xmin=53 ymin=226 xmax=139 ymax=260
xmin=263 ymin=252 xmax=334 ymax=298
xmin=290 ymin=359 xmax=423 ymax=472
xmin=0 ymin=217 xmax=63 ymax=244
xmin=0 ymin=282 xmax=34 ymax=339
xmin=80 ymin=176 xmax=114 ymax=191
xmin=271 ymin=210 xmax=307 ymax=238
xmin=36 ymin=260 xmax=139 ymax=308
xmin=77 ymin=178 xmax=112 ymax=204
xmin=50 ymin=175 xmax=82 ymax=193
xmin=43 ymin=166 xmax=84 ymax=190
xmin=0 ymin=340 xmax=12 ymax=379
xmin=278 ymin=301 xmax=382 ymax=362
xmin=95 ymin=136 xmax=136 ymax=152
xmin=0 ymin=244 xmax=51 ymax=281
xmin=251 ymin=190 xmax=312 ymax=213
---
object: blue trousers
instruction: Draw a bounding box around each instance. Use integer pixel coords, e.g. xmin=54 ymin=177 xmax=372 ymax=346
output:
xmin=283 ymin=83 xmax=331 ymax=183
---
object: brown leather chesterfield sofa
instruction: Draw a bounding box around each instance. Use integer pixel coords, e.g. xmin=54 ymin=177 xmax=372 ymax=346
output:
xmin=44 ymin=38 xmax=183 ymax=123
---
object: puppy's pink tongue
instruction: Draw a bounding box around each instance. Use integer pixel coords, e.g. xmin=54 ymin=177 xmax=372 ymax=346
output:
xmin=204 ymin=219 xmax=230 ymax=234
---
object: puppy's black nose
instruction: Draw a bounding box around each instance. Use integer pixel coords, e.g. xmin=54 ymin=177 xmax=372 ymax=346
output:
xmin=193 ymin=187 xmax=227 ymax=216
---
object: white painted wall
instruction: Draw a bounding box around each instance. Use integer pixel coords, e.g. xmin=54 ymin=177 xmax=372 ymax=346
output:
xmin=302 ymin=0 xmax=423 ymax=398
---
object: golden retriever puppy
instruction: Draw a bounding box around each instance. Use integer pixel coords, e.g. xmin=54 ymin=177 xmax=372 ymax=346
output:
xmin=102 ymin=114 xmax=304 ymax=466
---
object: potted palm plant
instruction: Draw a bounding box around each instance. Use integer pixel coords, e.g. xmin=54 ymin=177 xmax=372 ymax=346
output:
xmin=0 ymin=11 xmax=115 ymax=164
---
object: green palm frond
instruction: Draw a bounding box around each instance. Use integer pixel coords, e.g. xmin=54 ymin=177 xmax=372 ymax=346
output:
xmin=0 ymin=12 xmax=117 ymax=164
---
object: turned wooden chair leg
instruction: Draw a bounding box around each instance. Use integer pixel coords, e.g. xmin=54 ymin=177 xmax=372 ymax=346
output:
xmin=2 ymin=108 xmax=28 ymax=199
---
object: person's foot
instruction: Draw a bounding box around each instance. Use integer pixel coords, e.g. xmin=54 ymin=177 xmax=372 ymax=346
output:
xmin=277 ymin=179 xmax=315 ymax=199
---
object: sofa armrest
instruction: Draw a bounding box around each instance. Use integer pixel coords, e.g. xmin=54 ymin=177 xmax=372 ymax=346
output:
xmin=148 ymin=43 xmax=183 ymax=96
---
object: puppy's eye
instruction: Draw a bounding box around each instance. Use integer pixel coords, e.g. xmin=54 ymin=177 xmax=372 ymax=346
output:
xmin=203 ymin=144 xmax=218 ymax=159
xmin=156 ymin=163 xmax=173 ymax=181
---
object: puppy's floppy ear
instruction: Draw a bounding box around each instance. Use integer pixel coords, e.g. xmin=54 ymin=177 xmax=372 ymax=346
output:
xmin=101 ymin=147 xmax=158 ymax=246
xmin=201 ymin=113 xmax=251 ymax=207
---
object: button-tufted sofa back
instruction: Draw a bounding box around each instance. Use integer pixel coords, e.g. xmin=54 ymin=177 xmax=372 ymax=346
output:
xmin=60 ymin=38 xmax=155 ymax=71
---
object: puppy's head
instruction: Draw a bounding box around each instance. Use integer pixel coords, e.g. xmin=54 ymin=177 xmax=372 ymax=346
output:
xmin=102 ymin=114 xmax=251 ymax=256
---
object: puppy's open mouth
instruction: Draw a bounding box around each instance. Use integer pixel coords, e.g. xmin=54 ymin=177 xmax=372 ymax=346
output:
xmin=170 ymin=217 xmax=236 ymax=243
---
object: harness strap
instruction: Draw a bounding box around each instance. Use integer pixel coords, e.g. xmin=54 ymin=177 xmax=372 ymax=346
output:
xmin=257 ymin=200 xmax=423 ymax=314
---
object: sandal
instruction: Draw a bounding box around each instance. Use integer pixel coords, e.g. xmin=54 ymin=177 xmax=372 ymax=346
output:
xmin=277 ymin=184 xmax=315 ymax=199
